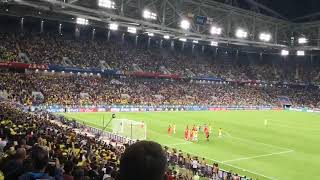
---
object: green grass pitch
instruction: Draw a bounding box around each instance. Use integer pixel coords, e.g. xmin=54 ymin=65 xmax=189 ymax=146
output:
xmin=59 ymin=111 xmax=320 ymax=180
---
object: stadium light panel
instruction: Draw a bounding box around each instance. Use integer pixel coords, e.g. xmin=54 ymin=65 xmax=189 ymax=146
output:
xmin=76 ymin=18 xmax=88 ymax=25
xmin=298 ymin=37 xmax=308 ymax=44
xmin=297 ymin=50 xmax=305 ymax=56
xmin=281 ymin=50 xmax=289 ymax=56
xmin=210 ymin=41 xmax=218 ymax=46
xmin=147 ymin=32 xmax=154 ymax=37
xmin=236 ymin=29 xmax=248 ymax=38
xmin=128 ymin=27 xmax=137 ymax=34
xmin=98 ymin=0 xmax=115 ymax=9
xmin=259 ymin=33 xmax=271 ymax=42
xmin=210 ymin=26 xmax=222 ymax=35
xmin=143 ymin=10 xmax=157 ymax=20
xmin=180 ymin=19 xmax=190 ymax=30
xmin=164 ymin=35 xmax=170 ymax=39
xmin=109 ymin=23 xmax=118 ymax=31
xmin=192 ymin=40 xmax=198 ymax=44
xmin=179 ymin=38 xmax=187 ymax=42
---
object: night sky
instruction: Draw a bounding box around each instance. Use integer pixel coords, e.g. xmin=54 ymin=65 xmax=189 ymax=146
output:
xmin=256 ymin=0 xmax=320 ymax=19
xmin=217 ymin=0 xmax=320 ymax=20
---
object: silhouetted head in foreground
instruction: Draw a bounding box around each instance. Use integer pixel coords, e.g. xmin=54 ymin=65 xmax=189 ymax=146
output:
xmin=119 ymin=141 xmax=167 ymax=180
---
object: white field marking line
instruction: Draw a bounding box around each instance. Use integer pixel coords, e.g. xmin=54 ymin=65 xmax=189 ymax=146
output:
xmin=164 ymin=144 xmax=278 ymax=180
xmin=224 ymin=131 xmax=294 ymax=151
xmin=222 ymin=149 xmax=294 ymax=163
xmin=78 ymin=122 xmax=277 ymax=180
xmin=150 ymin=129 xmax=279 ymax=179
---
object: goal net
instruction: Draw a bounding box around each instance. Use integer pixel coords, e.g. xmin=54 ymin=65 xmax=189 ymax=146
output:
xmin=112 ymin=119 xmax=147 ymax=140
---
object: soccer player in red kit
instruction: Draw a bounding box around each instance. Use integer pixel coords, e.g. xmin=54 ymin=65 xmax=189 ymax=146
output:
xmin=184 ymin=125 xmax=189 ymax=140
xmin=204 ymin=126 xmax=210 ymax=141
xmin=168 ymin=125 xmax=172 ymax=136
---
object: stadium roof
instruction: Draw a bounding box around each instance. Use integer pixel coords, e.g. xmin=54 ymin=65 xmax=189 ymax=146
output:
xmin=1 ymin=0 xmax=320 ymax=51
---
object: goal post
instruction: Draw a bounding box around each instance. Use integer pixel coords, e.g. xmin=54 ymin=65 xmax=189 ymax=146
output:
xmin=112 ymin=119 xmax=147 ymax=140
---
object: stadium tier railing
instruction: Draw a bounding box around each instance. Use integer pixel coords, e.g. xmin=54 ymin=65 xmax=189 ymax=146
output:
xmin=30 ymin=104 xmax=280 ymax=113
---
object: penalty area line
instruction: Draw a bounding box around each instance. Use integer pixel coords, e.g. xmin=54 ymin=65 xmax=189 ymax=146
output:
xmin=169 ymin=148 xmax=279 ymax=180
xmin=222 ymin=150 xmax=294 ymax=163
xmin=224 ymin=131 xmax=294 ymax=151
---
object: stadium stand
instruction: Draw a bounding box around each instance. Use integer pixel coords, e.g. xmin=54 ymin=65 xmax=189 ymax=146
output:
xmin=0 ymin=15 xmax=320 ymax=180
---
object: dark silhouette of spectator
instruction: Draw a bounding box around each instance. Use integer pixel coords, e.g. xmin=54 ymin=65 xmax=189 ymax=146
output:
xmin=3 ymin=148 xmax=26 ymax=179
xmin=119 ymin=141 xmax=167 ymax=180
xmin=63 ymin=160 xmax=74 ymax=180
xmin=18 ymin=145 xmax=57 ymax=180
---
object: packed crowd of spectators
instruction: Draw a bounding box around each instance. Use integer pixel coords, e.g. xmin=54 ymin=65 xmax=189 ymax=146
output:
xmin=0 ymin=72 xmax=319 ymax=108
xmin=0 ymin=21 xmax=319 ymax=180
xmin=0 ymin=101 xmax=122 ymax=180
xmin=1 ymin=31 xmax=320 ymax=83
xmin=0 ymin=101 xmax=251 ymax=180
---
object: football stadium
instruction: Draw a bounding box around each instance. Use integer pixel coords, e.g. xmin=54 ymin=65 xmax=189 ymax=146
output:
xmin=0 ymin=0 xmax=320 ymax=180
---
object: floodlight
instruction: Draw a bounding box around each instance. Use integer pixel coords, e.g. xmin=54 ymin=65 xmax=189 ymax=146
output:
xmin=210 ymin=26 xmax=222 ymax=35
xmin=109 ymin=23 xmax=118 ymax=30
xmin=192 ymin=40 xmax=198 ymax=44
xmin=143 ymin=10 xmax=157 ymax=20
xmin=236 ymin=29 xmax=247 ymax=38
xmin=180 ymin=19 xmax=190 ymax=30
xmin=98 ymin=0 xmax=115 ymax=9
xmin=297 ymin=50 xmax=305 ymax=56
xmin=76 ymin=18 xmax=88 ymax=25
xmin=164 ymin=35 xmax=170 ymax=39
xmin=298 ymin=37 xmax=307 ymax=44
xmin=127 ymin=27 xmax=137 ymax=34
xmin=179 ymin=38 xmax=187 ymax=42
xmin=147 ymin=32 xmax=154 ymax=37
xmin=281 ymin=50 xmax=289 ymax=56
xmin=259 ymin=33 xmax=271 ymax=42
xmin=210 ymin=41 xmax=218 ymax=46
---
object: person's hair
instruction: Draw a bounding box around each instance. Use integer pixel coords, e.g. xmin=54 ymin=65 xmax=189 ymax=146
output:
xmin=64 ymin=160 xmax=74 ymax=174
xmin=119 ymin=141 xmax=167 ymax=180
xmin=73 ymin=167 xmax=85 ymax=179
xmin=15 ymin=148 xmax=26 ymax=160
xmin=31 ymin=145 xmax=49 ymax=171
